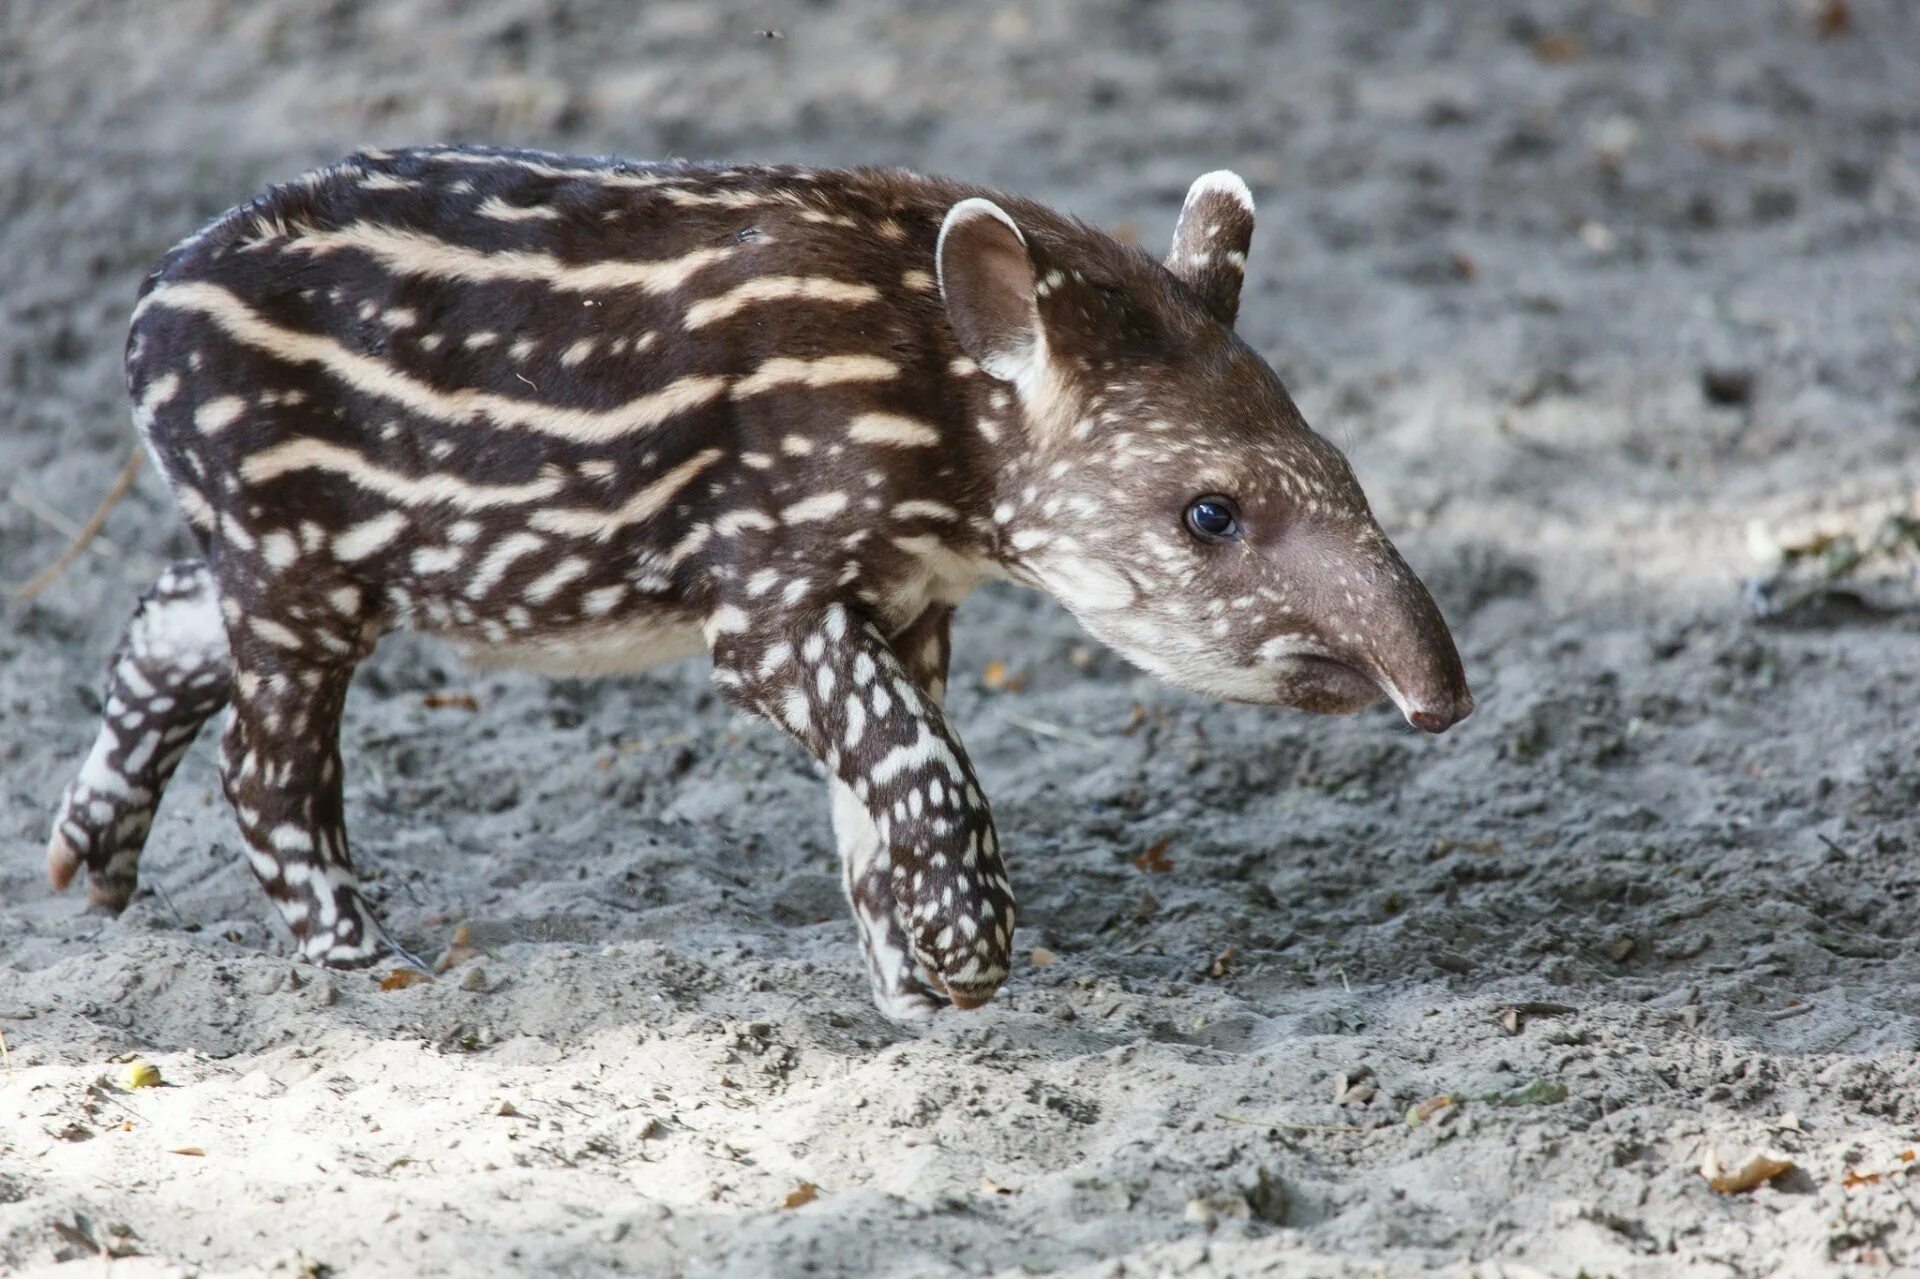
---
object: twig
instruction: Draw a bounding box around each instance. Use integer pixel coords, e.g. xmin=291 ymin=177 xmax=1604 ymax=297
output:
xmin=8 ymin=444 xmax=145 ymax=601
xmin=8 ymin=486 xmax=121 ymax=552
xmin=1215 ymin=1112 xmax=1365 ymax=1134
xmin=1000 ymin=712 xmax=1105 ymax=749
xmin=149 ymin=876 xmax=188 ymax=928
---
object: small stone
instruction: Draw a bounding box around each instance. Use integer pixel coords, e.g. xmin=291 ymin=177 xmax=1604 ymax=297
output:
xmin=1701 ymin=366 xmax=1755 ymax=407
xmin=460 ymin=967 xmax=489 ymax=992
xmin=1333 ymin=1064 xmax=1374 ymax=1105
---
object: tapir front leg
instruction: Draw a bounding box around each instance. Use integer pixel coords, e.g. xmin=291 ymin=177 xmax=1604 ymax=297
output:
xmin=829 ymin=604 xmax=956 ymax=1018
xmin=711 ymin=603 xmax=1015 ymax=1013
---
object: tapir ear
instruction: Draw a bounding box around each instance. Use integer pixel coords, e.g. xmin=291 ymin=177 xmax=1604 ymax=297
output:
xmin=937 ymin=198 xmax=1043 ymax=384
xmin=1166 ymin=170 xmax=1255 ymax=328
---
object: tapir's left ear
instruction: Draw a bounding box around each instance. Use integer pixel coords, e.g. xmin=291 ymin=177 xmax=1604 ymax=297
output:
xmin=1166 ymin=171 xmax=1255 ymax=329
xmin=937 ymin=198 xmax=1043 ymax=385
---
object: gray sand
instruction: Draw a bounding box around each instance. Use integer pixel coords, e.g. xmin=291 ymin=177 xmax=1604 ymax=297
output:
xmin=4 ymin=1 xmax=1919 ymax=1275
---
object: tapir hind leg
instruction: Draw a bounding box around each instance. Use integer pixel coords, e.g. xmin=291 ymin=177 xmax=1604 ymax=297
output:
xmin=48 ymin=560 xmax=232 ymax=912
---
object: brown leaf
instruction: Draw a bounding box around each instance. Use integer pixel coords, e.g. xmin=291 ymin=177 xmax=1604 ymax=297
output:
xmin=1133 ymin=836 xmax=1174 ymax=875
xmin=981 ymin=660 xmax=1027 ymax=693
xmin=1498 ymin=1007 xmax=1523 ymax=1035
xmin=1844 ymin=1168 xmax=1882 ymax=1192
xmin=378 ymin=968 xmax=434 ymax=991
xmin=781 ymin=1181 xmax=819 ymax=1209
xmin=168 ymin=1146 xmax=205 ymax=1157
xmin=434 ymin=923 xmax=480 ymax=974
xmin=1533 ymin=34 xmax=1582 ymax=63
xmin=1030 ymin=947 xmax=1059 ymax=968
xmin=1207 ymin=946 xmax=1236 ymax=980
xmin=1407 ymin=1094 xmax=1455 ymax=1126
xmin=422 ymin=691 xmax=480 ymax=712
xmin=1700 ymin=1147 xmax=1795 ymax=1193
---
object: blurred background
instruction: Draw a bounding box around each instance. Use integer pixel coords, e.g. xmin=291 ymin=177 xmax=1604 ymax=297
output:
xmin=4 ymin=2 xmax=1920 ymax=1275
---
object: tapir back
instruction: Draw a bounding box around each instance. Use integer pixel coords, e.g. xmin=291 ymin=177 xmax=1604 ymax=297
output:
xmin=126 ymin=147 xmax=1000 ymax=661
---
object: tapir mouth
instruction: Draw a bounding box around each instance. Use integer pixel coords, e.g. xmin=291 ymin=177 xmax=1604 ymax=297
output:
xmin=1279 ymin=654 xmax=1383 ymax=715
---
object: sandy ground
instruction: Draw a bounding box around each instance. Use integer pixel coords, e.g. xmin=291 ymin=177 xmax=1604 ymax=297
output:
xmin=4 ymin=1 xmax=1920 ymax=1274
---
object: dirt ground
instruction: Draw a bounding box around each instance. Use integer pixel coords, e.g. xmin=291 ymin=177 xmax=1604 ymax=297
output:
xmin=4 ymin=1 xmax=1920 ymax=1275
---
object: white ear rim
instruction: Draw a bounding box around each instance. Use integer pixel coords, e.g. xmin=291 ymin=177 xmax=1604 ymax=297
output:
xmin=934 ymin=197 xmax=1028 ymax=302
xmin=1183 ymin=170 xmax=1255 ymax=217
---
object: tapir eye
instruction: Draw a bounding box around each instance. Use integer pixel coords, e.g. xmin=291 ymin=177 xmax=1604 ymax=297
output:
xmin=1184 ymin=495 xmax=1240 ymax=542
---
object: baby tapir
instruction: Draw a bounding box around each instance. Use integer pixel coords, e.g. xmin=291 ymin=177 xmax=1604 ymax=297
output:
xmin=47 ymin=146 xmax=1472 ymax=1018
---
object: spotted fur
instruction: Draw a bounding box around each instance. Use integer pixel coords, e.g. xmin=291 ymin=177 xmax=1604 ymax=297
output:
xmin=48 ymin=146 xmax=1471 ymax=1017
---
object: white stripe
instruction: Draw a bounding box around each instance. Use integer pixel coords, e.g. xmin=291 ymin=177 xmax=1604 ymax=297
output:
xmin=848 ymin=412 xmax=940 ymax=447
xmin=468 ymin=533 xmax=547 ymax=596
xmin=334 ymin=512 xmax=407 ymax=561
xmin=529 ymin=449 xmax=726 ymax=539
xmin=733 ymin=355 xmax=897 ymax=399
xmin=782 ymin=492 xmax=849 ymax=524
xmin=139 ymin=282 xmax=727 ymax=444
xmin=476 ymin=195 xmax=561 ymax=222
xmin=242 ymin=438 xmax=564 ymax=511
xmin=275 ymin=220 xmax=732 ymax=295
xmin=683 ymin=276 xmax=880 ymax=328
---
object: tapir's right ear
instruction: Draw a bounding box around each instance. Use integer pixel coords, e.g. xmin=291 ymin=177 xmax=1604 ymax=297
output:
xmin=937 ymin=199 xmax=1043 ymax=385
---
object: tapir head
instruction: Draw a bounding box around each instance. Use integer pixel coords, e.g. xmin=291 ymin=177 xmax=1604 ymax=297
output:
xmin=937 ymin=172 xmax=1474 ymax=732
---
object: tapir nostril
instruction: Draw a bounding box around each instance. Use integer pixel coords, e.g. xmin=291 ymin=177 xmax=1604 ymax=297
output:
xmin=1407 ymin=690 xmax=1474 ymax=733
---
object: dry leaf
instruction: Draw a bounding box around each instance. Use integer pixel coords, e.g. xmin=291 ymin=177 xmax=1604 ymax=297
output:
xmin=168 ymin=1146 xmax=205 ymax=1157
xmin=422 ymin=691 xmax=480 ymax=711
xmin=781 ymin=1181 xmax=819 ymax=1209
xmin=980 ymin=660 xmax=1027 ymax=693
xmin=121 ymin=1061 xmax=161 ymax=1090
xmin=434 ymin=923 xmax=480 ymax=974
xmin=1701 ymin=1147 xmax=1795 ymax=1193
xmin=1844 ymin=1168 xmax=1882 ymax=1192
xmin=378 ymin=967 xmax=433 ymax=991
xmin=1498 ymin=1007 xmax=1523 ymax=1035
xmin=979 ymin=1177 xmax=1017 ymax=1195
xmin=1207 ymin=946 xmax=1235 ymax=979
xmin=1133 ymin=836 xmax=1174 ymax=875
xmin=1534 ymin=34 xmax=1582 ymax=63
xmin=1406 ymin=1094 xmax=1455 ymax=1126
xmin=1030 ymin=947 xmax=1059 ymax=968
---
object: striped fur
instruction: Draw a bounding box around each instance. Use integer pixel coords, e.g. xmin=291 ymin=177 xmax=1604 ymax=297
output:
xmin=50 ymin=146 xmax=1471 ymax=1018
